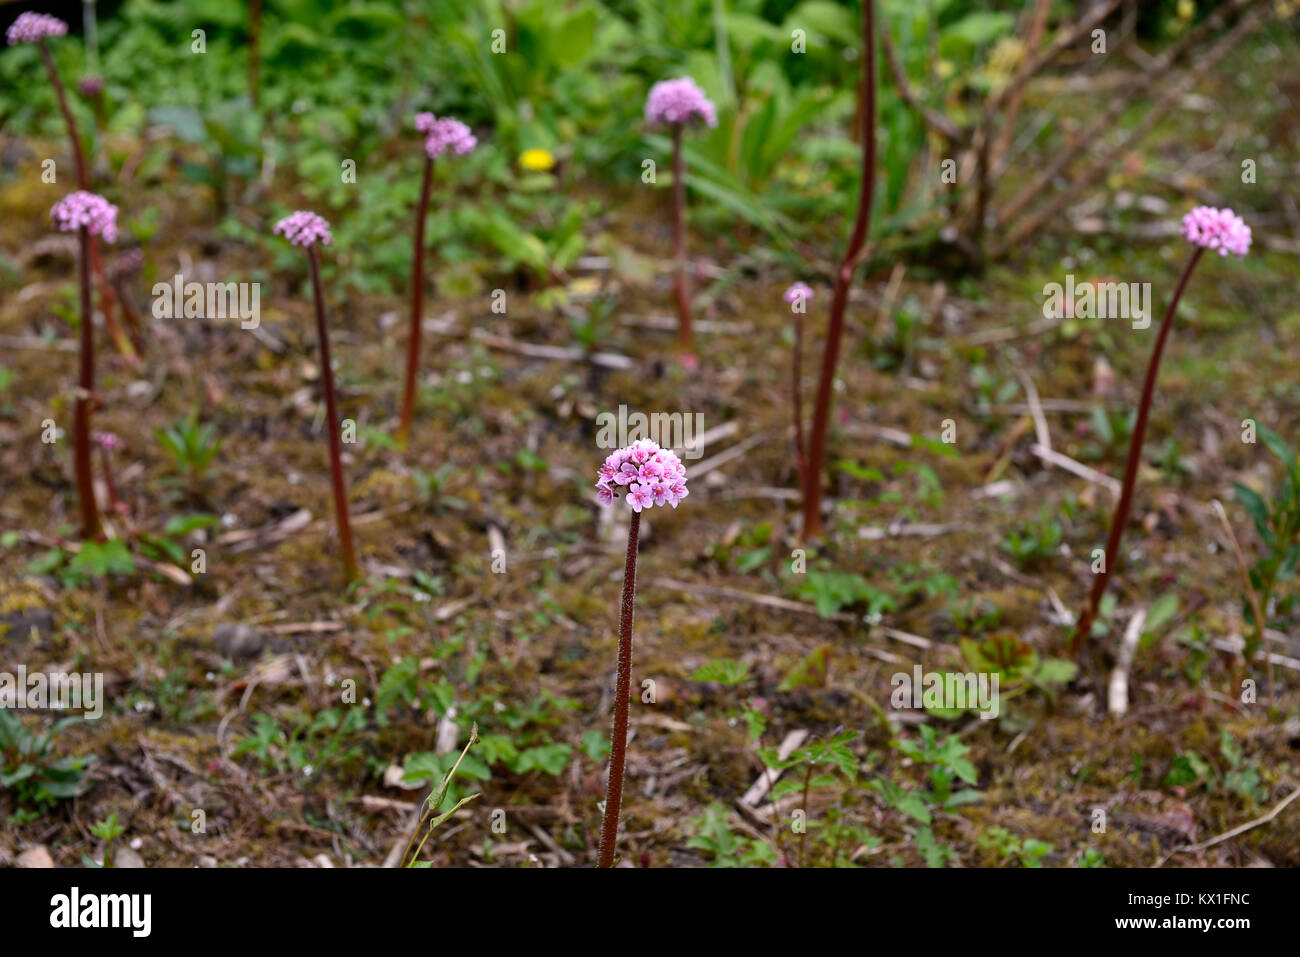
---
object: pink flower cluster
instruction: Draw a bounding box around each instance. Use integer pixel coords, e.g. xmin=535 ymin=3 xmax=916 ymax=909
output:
xmin=1181 ymin=206 xmax=1251 ymax=258
xmin=416 ymin=112 xmax=477 ymax=158
xmin=645 ymin=77 xmax=718 ymax=128
xmin=596 ymin=439 xmax=689 ymax=512
xmin=94 ymin=432 xmax=124 ymax=452
xmin=784 ymin=282 xmax=813 ymax=305
xmin=50 ymin=191 xmax=118 ymax=242
xmin=273 ymin=210 xmax=333 ymax=248
xmin=6 ymin=11 xmax=67 ymax=45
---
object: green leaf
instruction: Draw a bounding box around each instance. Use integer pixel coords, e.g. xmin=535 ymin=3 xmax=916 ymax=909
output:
xmin=1257 ymin=424 xmax=1297 ymax=478
xmin=1143 ymin=593 xmax=1179 ymax=636
xmin=777 ymin=644 xmax=833 ymax=691
xmin=689 ymin=659 xmax=751 ymax=685
xmin=163 ymin=513 xmax=219 ymax=536
xmin=1233 ymin=483 xmax=1273 ymax=545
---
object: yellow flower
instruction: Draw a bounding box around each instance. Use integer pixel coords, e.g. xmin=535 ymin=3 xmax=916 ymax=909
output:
xmin=518 ymin=148 xmax=556 ymax=172
xmin=1177 ymin=0 xmax=1195 ymax=19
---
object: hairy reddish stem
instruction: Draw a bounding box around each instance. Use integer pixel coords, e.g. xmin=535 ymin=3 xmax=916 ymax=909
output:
xmin=801 ymin=0 xmax=876 ymax=541
xmin=597 ymin=510 xmax=641 ymax=868
xmin=306 ymin=247 xmax=360 ymax=584
xmin=1070 ymin=247 xmax=1204 ymax=653
xmin=41 ymin=40 xmax=130 ymax=362
xmin=39 ymin=40 xmax=87 ymax=189
xmin=73 ymin=228 xmax=102 ymax=541
xmin=793 ymin=304 xmax=807 ymax=495
xmin=396 ymin=155 xmax=434 ymax=448
xmin=670 ymin=125 xmax=696 ymax=362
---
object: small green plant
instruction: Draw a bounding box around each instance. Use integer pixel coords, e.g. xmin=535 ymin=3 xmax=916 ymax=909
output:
xmin=794 ymin=565 xmax=896 ymax=619
xmin=0 ymin=711 xmax=92 ymax=813
xmin=1164 ymin=730 xmax=1266 ymax=804
xmin=156 ymin=415 xmax=221 ymax=490
xmin=137 ymin=513 xmax=218 ymax=566
xmin=1233 ymin=421 xmax=1300 ymax=668
xmin=922 ymin=634 xmax=1076 ymax=719
xmin=566 ymin=293 xmax=618 ymax=355
xmin=759 ymin=730 xmax=867 ymax=868
xmin=1075 ymin=846 xmax=1107 ymax=868
xmin=410 ymin=463 xmax=467 ymax=512
xmin=685 ymin=802 xmax=779 ymax=868
xmin=233 ymin=707 xmax=368 ymax=781
xmin=25 ymin=538 xmax=135 ymax=588
xmin=999 ymin=506 xmax=1063 ymax=568
xmin=871 ymin=726 xmax=981 ymax=868
xmin=401 ymin=724 xmax=482 ymax=868
xmin=85 ymin=812 xmax=127 ymax=868
xmin=978 ymin=826 xmax=1053 ymax=867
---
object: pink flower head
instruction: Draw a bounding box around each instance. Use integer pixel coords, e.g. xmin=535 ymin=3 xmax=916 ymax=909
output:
xmin=1181 ymin=206 xmax=1251 ymax=258
xmin=645 ymin=77 xmax=718 ymax=128
xmin=94 ymin=431 xmax=123 ymax=452
xmin=420 ymin=115 xmax=477 ymax=158
xmin=594 ymin=438 xmax=689 ymax=512
xmin=78 ymin=74 xmax=105 ymax=97
xmin=273 ymin=210 xmax=333 ymax=248
xmin=50 ymin=191 xmax=118 ymax=243
xmin=784 ymin=282 xmax=813 ymax=306
xmin=7 ymin=12 xmax=68 ymax=45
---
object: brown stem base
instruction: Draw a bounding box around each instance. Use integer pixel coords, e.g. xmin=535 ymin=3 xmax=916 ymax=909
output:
xmin=597 ymin=510 xmax=641 ymax=868
xmin=1069 ymin=247 xmax=1204 ymax=654
xmin=307 ymin=248 xmax=360 ymax=584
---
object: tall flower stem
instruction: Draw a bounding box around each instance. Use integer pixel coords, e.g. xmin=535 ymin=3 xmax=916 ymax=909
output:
xmin=39 ymin=39 xmax=132 ymax=363
xmin=73 ymin=227 xmax=102 ymax=541
xmin=597 ymin=509 xmax=641 ymax=868
xmin=306 ymin=247 xmax=360 ymax=584
xmin=801 ymin=0 xmax=876 ymax=541
xmin=396 ymin=154 xmax=434 ymax=448
xmin=670 ymin=125 xmax=695 ymax=362
xmin=38 ymin=40 xmax=87 ymax=188
xmin=793 ymin=305 xmax=807 ymax=496
xmin=1071 ymin=247 xmax=1204 ymax=653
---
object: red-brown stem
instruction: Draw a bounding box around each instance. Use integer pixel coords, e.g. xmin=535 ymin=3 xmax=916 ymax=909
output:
xmin=396 ymin=154 xmax=434 ymax=448
xmin=670 ymin=125 xmax=695 ymax=361
xmin=111 ymin=274 xmax=146 ymax=353
xmin=73 ymin=228 xmax=102 ymax=541
xmin=1070 ymin=247 xmax=1205 ymax=654
xmin=793 ymin=303 xmax=807 ymax=495
xmin=597 ymin=509 xmax=641 ymax=868
xmin=249 ymin=0 xmax=262 ymax=109
xmin=306 ymin=247 xmax=360 ymax=584
xmin=801 ymin=0 xmax=876 ymax=541
xmin=90 ymin=237 xmax=132 ymax=363
xmin=40 ymin=41 xmax=130 ymax=362
xmin=39 ymin=40 xmax=88 ymax=189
